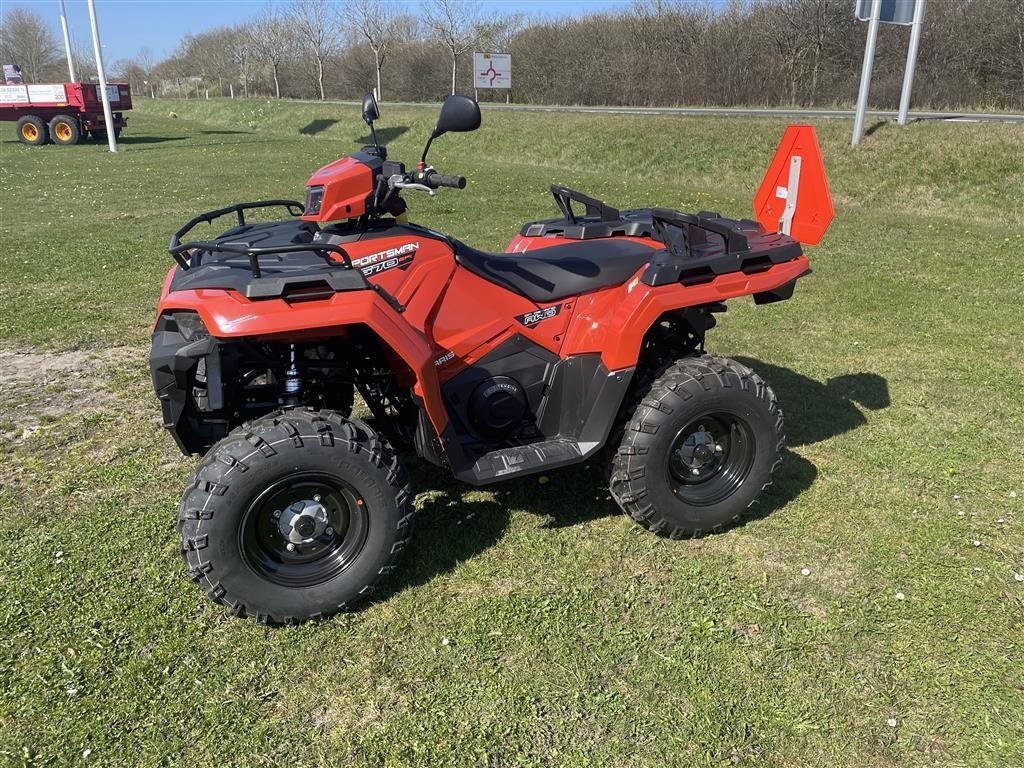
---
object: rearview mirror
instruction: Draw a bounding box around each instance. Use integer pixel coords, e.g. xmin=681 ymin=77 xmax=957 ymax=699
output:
xmin=421 ymin=95 xmax=481 ymax=163
xmin=433 ymin=95 xmax=481 ymax=138
xmin=362 ymin=92 xmax=379 ymax=126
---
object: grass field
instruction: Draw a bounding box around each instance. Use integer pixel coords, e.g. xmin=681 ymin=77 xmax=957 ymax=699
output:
xmin=1 ymin=98 xmax=1022 ymax=767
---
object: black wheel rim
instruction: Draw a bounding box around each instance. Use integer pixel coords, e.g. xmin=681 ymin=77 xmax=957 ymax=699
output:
xmin=667 ymin=412 xmax=756 ymax=506
xmin=239 ymin=472 xmax=369 ymax=587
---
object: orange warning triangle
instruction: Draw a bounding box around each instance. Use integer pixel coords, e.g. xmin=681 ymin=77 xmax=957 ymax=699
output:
xmin=754 ymin=126 xmax=834 ymax=246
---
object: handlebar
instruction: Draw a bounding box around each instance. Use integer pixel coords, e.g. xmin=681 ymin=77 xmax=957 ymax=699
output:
xmin=423 ymin=171 xmax=466 ymax=190
xmin=383 ymin=168 xmax=466 ymax=206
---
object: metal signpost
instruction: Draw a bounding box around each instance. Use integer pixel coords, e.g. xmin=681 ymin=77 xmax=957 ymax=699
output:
xmin=852 ymin=0 xmax=927 ymax=145
xmin=86 ymin=0 xmax=117 ymax=152
xmin=851 ymin=0 xmax=882 ymax=147
xmin=473 ymin=52 xmax=512 ymax=103
xmin=58 ymin=0 xmax=77 ymax=82
xmin=897 ymin=0 xmax=927 ymax=125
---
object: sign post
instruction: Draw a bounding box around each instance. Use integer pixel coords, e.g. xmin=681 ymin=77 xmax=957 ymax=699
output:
xmin=853 ymin=0 xmax=926 ymax=143
xmin=473 ymin=52 xmax=512 ymax=100
xmin=851 ymin=0 xmax=882 ymax=147
xmin=58 ymin=0 xmax=77 ymax=82
xmin=86 ymin=0 xmax=116 ymax=152
xmin=897 ymin=0 xmax=927 ymax=125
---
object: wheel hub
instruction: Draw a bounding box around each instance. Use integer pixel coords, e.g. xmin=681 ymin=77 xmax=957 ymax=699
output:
xmin=276 ymin=499 xmax=329 ymax=546
xmin=674 ymin=425 xmax=723 ymax=476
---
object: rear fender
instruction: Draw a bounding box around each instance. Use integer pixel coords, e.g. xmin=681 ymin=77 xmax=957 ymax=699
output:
xmin=562 ymin=256 xmax=810 ymax=371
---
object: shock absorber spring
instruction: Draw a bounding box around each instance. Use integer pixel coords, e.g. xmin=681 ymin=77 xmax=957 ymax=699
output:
xmin=281 ymin=344 xmax=304 ymax=407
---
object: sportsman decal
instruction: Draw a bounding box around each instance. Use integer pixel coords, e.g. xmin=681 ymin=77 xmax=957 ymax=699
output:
xmin=515 ymin=304 xmax=562 ymax=327
xmin=352 ymin=242 xmax=419 ymax=276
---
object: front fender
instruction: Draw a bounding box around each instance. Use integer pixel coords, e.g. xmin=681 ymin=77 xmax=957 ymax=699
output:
xmin=154 ymin=286 xmax=449 ymax=434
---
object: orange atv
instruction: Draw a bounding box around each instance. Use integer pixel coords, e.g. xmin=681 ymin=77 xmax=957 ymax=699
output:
xmin=151 ymin=95 xmax=833 ymax=623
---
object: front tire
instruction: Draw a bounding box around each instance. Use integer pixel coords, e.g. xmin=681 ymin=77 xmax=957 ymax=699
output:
xmin=178 ymin=409 xmax=413 ymax=623
xmin=610 ymin=356 xmax=784 ymax=538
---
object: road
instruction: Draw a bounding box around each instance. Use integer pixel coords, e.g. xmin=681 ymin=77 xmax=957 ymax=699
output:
xmin=339 ymin=100 xmax=1024 ymax=124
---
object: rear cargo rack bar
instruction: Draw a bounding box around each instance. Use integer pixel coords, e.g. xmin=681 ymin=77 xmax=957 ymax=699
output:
xmin=550 ymin=185 xmax=621 ymax=223
xmin=168 ymin=199 xmax=354 ymax=278
xmin=650 ymin=208 xmax=755 ymax=256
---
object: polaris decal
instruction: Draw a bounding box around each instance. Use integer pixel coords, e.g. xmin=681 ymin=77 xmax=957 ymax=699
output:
xmin=353 ymin=242 xmax=419 ymax=276
xmin=515 ymin=305 xmax=562 ymax=327
xmin=434 ymin=350 xmax=455 ymax=367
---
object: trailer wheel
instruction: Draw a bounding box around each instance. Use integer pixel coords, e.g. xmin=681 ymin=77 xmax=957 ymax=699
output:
xmin=48 ymin=115 xmax=81 ymax=145
xmin=16 ymin=116 xmax=48 ymax=146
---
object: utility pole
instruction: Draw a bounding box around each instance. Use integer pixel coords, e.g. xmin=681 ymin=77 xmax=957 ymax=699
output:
xmin=86 ymin=0 xmax=117 ymax=152
xmin=851 ymin=0 xmax=881 ymax=147
xmin=897 ymin=0 xmax=927 ymax=125
xmin=58 ymin=0 xmax=77 ymax=81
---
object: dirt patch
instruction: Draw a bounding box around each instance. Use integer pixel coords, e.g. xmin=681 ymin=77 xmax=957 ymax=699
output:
xmin=0 ymin=345 xmax=143 ymax=443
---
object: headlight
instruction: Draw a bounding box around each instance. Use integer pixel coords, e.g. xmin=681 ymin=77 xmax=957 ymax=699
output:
xmin=172 ymin=311 xmax=209 ymax=342
xmin=305 ymin=185 xmax=324 ymax=215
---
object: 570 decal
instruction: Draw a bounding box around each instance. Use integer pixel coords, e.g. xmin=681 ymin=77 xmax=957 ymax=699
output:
xmin=353 ymin=242 xmax=419 ymax=276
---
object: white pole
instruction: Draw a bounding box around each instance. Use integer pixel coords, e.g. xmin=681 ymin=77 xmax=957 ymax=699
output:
xmin=86 ymin=0 xmax=116 ymax=152
xmin=851 ymin=0 xmax=882 ymax=147
xmin=897 ymin=0 xmax=927 ymax=125
xmin=58 ymin=0 xmax=77 ymax=81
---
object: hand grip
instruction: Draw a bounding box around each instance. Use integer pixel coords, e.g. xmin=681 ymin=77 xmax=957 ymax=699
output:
xmin=425 ymin=172 xmax=466 ymax=189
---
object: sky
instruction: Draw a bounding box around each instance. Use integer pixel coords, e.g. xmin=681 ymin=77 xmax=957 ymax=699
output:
xmin=5 ymin=0 xmax=633 ymax=65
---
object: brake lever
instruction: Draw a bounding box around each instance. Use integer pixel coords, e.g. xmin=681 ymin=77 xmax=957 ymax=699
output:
xmin=387 ymin=174 xmax=436 ymax=197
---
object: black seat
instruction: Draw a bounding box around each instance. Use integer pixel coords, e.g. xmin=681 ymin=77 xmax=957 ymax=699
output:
xmin=453 ymin=238 xmax=662 ymax=303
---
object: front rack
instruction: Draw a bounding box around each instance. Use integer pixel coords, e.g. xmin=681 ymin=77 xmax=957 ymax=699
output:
xmin=167 ymin=200 xmax=354 ymax=278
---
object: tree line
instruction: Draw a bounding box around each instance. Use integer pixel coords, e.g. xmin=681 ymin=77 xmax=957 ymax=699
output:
xmin=2 ymin=0 xmax=1022 ymax=110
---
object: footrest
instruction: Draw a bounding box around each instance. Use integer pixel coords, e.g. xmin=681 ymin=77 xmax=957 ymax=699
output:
xmin=459 ymin=439 xmax=583 ymax=484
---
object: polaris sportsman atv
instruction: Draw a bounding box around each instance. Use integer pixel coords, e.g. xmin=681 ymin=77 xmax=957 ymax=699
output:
xmin=151 ymin=94 xmax=833 ymax=623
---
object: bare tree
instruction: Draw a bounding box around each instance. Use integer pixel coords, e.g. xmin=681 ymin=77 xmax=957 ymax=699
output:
xmin=289 ymin=0 xmax=342 ymax=100
xmin=474 ymin=12 xmax=525 ymax=52
xmin=0 ymin=7 xmax=62 ymax=81
xmin=349 ymin=0 xmax=401 ymax=100
xmin=252 ymin=2 xmax=296 ymax=98
xmin=421 ymin=0 xmax=479 ymax=94
xmin=228 ymin=24 xmax=258 ymax=97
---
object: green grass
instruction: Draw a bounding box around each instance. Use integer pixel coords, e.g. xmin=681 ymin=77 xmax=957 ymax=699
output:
xmin=1 ymin=99 xmax=1022 ymax=767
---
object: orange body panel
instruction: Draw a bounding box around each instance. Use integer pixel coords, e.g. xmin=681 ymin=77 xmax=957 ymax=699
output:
xmin=301 ymin=157 xmax=373 ymax=222
xmin=561 ymin=256 xmax=810 ymax=370
xmin=156 ymin=266 xmax=449 ymax=433
xmin=159 ymin=237 xmax=807 ymax=438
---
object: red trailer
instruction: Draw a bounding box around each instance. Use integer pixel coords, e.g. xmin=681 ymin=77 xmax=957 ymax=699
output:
xmin=0 ymin=81 xmax=131 ymax=146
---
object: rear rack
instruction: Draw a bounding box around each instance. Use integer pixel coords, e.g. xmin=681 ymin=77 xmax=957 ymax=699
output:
xmin=521 ymin=186 xmax=652 ymax=240
xmin=643 ymin=207 xmax=802 ymax=287
xmin=168 ymin=200 xmax=354 ymax=278
xmin=650 ymin=208 xmax=758 ymax=256
xmin=550 ymin=185 xmax=620 ymax=223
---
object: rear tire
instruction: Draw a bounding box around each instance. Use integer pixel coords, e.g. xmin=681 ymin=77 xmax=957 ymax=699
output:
xmin=178 ymin=409 xmax=413 ymax=623
xmin=48 ymin=114 xmax=81 ymax=145
xmin=610 ymin=355 xmax=784 ymax=538
xmin=16 ymin=115 xmax=47 ymax=146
